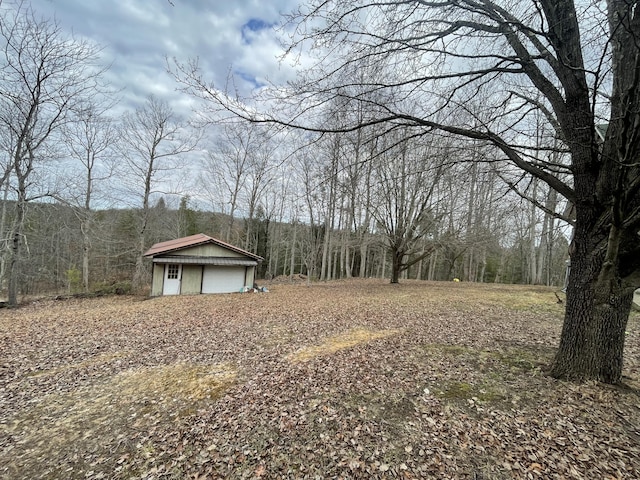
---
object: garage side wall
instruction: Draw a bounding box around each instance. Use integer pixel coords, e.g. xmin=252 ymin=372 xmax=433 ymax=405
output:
xmin=246 ymin=266 xmax=256 ymax=287
xmin=151 ymin=264 xmax=164 ymax=296
xmin=181 ymin=265 xmax=203 ymax=294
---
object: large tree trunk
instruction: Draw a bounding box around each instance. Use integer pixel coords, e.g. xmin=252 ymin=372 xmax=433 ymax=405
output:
xmin=7 ymin=230 xmax=22 ymax=306
xmin=551 ymin=222 xmax=634 ymax=382
xmin=7 ymin=184 xmax=27 ymax=306
xmin=550 ymin=0 xmax=640 ymax=383
xmin=390 ymin=248 xmax=403 ymax=284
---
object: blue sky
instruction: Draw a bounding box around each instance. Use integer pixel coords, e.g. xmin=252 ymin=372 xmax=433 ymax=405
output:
xmin=30 ymin=0 xmax=302 ymax=116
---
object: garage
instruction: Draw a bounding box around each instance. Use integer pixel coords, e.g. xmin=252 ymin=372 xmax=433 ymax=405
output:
xmin=202 ymin=266 xmax=247 ymax=294
xmin=144 ymin=233 xmax=263 ymax=296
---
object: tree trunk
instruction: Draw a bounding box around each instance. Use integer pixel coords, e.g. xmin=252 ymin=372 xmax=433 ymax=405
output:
xmin=538 ymin=187 xmax=557 ymax=286
xmin=478 ymin=248 xmax=487 ymax=283
xmin=0 ymin=182 xmax=10 ymax=285
xmin=342 ymin=207 xmax=353 ymax=278
xmin=547 ymin=0 xmax=640 ymax=384
xmin=7 ymin=230 xmax=21 ymax=306
xmin=428 ymin=250 xmax=438 ymax=281
xmin=529 ymin=179 xmax=538 ymax=284
xmin=552 ymin=276 xmax=633 ymax=382
xmin=359 ymin=240 xmax=368 ymax=278
xmin=390 ymin=248 xmax=402 ymax=284
xmin=463 ymin=162 xmax=477 ymax=282
xmin=7 ymin=197 xmax=27 ymax=306
xmin=378 ymin=247 xmax=385 ymax=278
xmin=289 ymin=221 xmax=297 ymax=280
xmin=320 ymin=223 xmax=330 ymax=280
xmin=551 ymin=223 xmax=633 ymax=383
xmin=82 ymin=225 xmax=90 ymax=293
xmin=282 ymin=242 xmax=290 ymax=276
xmin=339 ymin=232 xmax=346 ymax=279
xmin=415 ymin=250 xmax=424 ymax=280
xmin=268 ymin=223 xmax=277 ymax=276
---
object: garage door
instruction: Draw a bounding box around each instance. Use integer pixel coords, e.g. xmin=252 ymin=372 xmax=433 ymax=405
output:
xmin=202 ymin=266 xmax=246 ymax=294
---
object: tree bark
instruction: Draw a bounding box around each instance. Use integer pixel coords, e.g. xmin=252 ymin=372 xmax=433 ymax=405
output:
xmin=390 ymin=248 xmax=402 ymax=284
xmin=82 ymin=220 xmax=91 ymax=293
xmin=548 ymin=0 xmax=640 ymax=383
xmin=7 ymin=220 xmax=23 ymax=306
xmin=289 ymin=221 xmax=297 ymax=280
xmin=551 ymin=224 xmax=634 ymax=382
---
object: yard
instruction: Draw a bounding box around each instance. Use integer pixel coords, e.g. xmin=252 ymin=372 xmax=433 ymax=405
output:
xmin=1 ymin=279 xmax=639 ymax=479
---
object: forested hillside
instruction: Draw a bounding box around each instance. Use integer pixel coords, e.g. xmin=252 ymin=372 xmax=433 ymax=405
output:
xmin=0 ymin=192 xmax=569 ymax=298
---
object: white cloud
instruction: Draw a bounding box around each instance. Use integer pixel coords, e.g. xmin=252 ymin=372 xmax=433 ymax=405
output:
xmin=30 ymin=0 xmax=302 ymax=115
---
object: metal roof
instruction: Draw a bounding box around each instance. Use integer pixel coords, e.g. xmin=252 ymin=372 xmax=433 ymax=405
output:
xmin=144 ymin=233 xmax=263 ymax=261
xmin=152 ymin=256 xmax=258 ymax=266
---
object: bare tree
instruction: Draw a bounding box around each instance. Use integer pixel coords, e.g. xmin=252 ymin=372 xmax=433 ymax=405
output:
xmin=296 ymin=150 xmax=324 ymax=281
xmin=199 ymin=122 xmax=278 ymax=251
xmin=369 ymin=131 xmax=444 ymax=283
xmin=0 ymin=0 xmax=103 ymax=305
xmin=119 ymin=95 xmax=199 ymax=290
xmin=199 ymin=123 xmax=252 ymax=243
xmin=241 ymin=127 xmax=279 ymax=254
xmin=61 ymin=101 xmax=119 ymax=292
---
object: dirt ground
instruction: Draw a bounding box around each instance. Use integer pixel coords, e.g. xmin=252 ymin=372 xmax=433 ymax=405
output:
xmin=1 ymin=279 xmax=639 ymax=479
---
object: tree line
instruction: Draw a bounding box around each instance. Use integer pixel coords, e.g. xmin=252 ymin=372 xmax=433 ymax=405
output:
xmin=1 ymin=160 xmax=570 ymax=297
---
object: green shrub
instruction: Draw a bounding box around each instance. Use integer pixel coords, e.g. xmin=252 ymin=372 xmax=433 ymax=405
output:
xmin=65 ymin=267 xmax=82 ymax=294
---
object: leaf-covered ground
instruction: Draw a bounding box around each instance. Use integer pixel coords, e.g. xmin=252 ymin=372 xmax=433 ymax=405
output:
xmin=1 ymin=279 xmax=639 ymax=479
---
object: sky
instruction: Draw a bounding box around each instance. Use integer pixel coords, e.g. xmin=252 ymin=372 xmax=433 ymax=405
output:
xmin=30 ymin=0 xmax=303 ymax=117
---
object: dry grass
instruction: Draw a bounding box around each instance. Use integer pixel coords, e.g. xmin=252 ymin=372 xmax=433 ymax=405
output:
xmin=287 ymin=328 xmax=402 ymax=362
xmin=117 ymin=363 xmax=237 ymax=402
xmin=3 ymin=363 xmax=236 ymax=478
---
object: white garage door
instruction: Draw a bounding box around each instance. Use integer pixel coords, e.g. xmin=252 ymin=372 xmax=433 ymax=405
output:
xmin=202 ymin=266 xmax=247 ymax=294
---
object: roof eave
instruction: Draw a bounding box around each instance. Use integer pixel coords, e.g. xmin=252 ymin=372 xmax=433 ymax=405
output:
xmin=143 ymin=240 xmax=211 ymax=257
xmin=143 ymin=234 xmax=264 ymax=261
